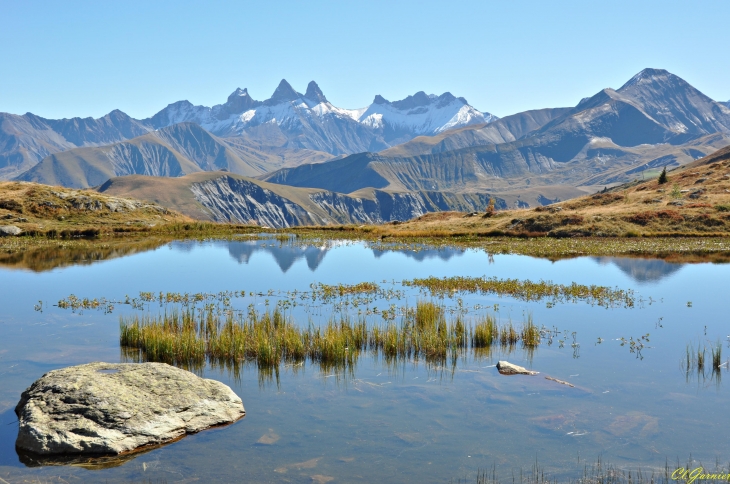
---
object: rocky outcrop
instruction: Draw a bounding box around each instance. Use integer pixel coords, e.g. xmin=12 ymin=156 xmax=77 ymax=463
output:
xmin=308 ymin=190 xmax=434 ymax=224
xmin=15 ymin=362 xmax=245 ymax=456
xmin=188 ymin=175 xmax=501 ymax=228
xmin=496 ymin=361 xmax=539 ymax=375
xmin=191 ymin=176 xmax=323 ymax=227
xmin=0 ymin=224 xmax=22 ymax=236
xmin=51 ymin=189 xmax=166 ymax=213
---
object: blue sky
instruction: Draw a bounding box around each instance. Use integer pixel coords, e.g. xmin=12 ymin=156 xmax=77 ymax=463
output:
xmin=2 ymin=0 xmax=728 ymax=119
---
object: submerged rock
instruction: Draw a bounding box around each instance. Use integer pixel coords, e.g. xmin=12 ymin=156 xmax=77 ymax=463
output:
xmin=15 ymin=362 xmax=245 ymax=456
xmin=496 ymin=361 xmax=539 ymax=375
xmin=0 ymin=225 xmax=22 ymax=236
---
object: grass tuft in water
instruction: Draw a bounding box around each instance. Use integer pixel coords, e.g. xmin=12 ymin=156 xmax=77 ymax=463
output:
xmin=120 ymin=301 xmax=543 ymax=371
xmin=520 ymin=314 xmax=540 ymax=348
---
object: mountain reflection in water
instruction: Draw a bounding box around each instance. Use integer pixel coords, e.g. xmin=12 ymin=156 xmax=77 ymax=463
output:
xmin=225 ymin=240 xmax=329 ymax=272
xmin=220 ymin=240 xmax=466 ymax=272
xmin=0 ymin=238 xmax=694 ymax=284
xmin=592 ymin=257 xmax=683 ymax=283
xmin=219 ymin=241 xmax=685 ymax=283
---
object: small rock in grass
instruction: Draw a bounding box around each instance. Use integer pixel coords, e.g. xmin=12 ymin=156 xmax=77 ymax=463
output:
xmin=0 ymin=225 xmax=22 ymax=236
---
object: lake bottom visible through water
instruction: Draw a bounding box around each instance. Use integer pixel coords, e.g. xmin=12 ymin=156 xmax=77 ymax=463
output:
xmin=0 ymin=239 xmax=728 ymax=483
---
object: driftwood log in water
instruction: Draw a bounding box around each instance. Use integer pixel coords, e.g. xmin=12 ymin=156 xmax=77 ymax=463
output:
xmin=545 ymin=376 xmax=575 ymax=387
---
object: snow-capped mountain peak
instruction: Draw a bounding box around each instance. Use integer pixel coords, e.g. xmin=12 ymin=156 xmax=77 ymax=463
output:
xmin=144 ymin=81 xmax=498 ymax=154
xmin=355 ymin=91 xmax=497 ymax=137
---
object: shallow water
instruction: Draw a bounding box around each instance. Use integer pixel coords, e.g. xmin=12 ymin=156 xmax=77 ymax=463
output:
xmin=0 ymin=238 xmax=728 ymax=482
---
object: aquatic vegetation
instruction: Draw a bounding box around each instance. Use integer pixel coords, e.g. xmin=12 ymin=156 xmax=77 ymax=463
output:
xmin=499 ymin=322 xmax=519 ymax=346
xmin=57 ymin=294 xmax=114 ymax=313
xmin=520 ymin=315 xmax=540 ymax=348
xmin=471 ymin=315 xmax=498 ymax=348
xmin=58 ymin=282 xmax=404 ymax=315
xmin=402 ymin=276 xmax=635 ymax=308
xmin=618 ymin=333 xmax=650 ymax=359
xmin=684 ymin=339 xmax=727 ymax=383
xmin=119 ymin=301 xmax=545 ymax=372
xmin=456 ymin=455 xmax=730 ymax=484
xmin=711 ymin=340 xmax=722 ymax=370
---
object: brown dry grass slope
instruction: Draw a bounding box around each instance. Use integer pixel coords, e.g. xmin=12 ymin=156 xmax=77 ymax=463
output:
xmin=0 ymin=181 xmax=193 ymax=236
xmin=361 ymin=145 xmax=730 ymax=238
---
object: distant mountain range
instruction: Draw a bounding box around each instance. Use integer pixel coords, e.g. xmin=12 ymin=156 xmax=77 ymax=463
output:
xmin=1 ymin=80 xmax=494 ymax=180
xmin=4 ymin=68 xmax=730 ymax=223
xmin=261 ymin=69 xmax=730 ymax=196
xmin=148 ymin=80 xmax=496 ymax=152
xmin=0 ymin=109 xmax=150 ymax=179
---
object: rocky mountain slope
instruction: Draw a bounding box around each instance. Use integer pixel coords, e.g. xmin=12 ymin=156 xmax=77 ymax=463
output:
xmin=365 ymin=144 xmax=730 ymax=238
xmin=96 ymin=172 xmax=503 ymax=228
xmin=262 ymin=69 xmax=730 ymax=202
xmin=380 ymin=107 xmax=571 ymax=157
xmin=15 ymin=123 xmax=333 ymax=189
xmin=0 ymin=110 xmax=151 ymax=180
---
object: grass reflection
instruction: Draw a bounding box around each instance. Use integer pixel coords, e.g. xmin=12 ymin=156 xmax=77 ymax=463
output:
xmin=118 ymin=301 xmax=545 ymax=384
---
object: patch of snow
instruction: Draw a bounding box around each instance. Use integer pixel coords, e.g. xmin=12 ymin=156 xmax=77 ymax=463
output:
xmin=355 ymin=98 xmax=493 ymax=135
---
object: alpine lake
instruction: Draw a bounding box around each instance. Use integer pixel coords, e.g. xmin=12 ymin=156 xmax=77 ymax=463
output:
xmin=0 ymin=235 xmax=728 ymax=483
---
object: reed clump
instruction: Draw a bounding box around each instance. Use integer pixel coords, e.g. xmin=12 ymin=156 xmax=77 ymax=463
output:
xmin=472 ymin=315 xmax=498 ymax=348
xmin=120 ymin=300 xmax=543 ymax=370
xmin=711 ymin=340 xmax=722 ymax=370
xmin=684 ymin=340 xmax=726 ymax=382
xmin=520 ymin=315 xmax=541 ymax=348
xmin=402 ymin=276 xmax=635 ymax=308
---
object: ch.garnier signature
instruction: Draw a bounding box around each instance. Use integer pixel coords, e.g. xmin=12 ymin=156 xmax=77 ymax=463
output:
xmin=673 ymin=468 xmax=730 ymax=483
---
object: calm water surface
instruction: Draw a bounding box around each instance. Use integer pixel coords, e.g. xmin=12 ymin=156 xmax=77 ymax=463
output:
xmin=0 ymin=238 xmax=727 ymax=482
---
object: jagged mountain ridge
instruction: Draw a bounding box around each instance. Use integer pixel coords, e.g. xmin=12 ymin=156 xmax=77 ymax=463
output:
xmin=262 ymin=69 xmax=730 ymax=197
xmin=1 ymin=80 xmax=497 ymax=180
xmin=144 ymin=79 xmax=497 ymax=154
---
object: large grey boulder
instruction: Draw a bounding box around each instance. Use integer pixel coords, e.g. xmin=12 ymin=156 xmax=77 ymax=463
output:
xmin=0 ymin=225 xmax=22 ymax=236
xmin=15 ymin=362 xmax=245 ymax=456
xmin=496 ymin=360 xmax=539 ymax=375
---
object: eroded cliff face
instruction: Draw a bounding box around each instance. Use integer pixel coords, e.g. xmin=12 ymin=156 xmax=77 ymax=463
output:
xmin=307 ymin=190 xmax=432 ymax=224
xmin=190 ymin=177 xmax=322 ymax=227
xmin=189 ymin=175 xmax=503 ymax=228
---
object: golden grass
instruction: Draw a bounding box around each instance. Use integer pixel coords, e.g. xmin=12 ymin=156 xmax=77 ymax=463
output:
xmin=119 ymin=301 xmax=542 ymax=371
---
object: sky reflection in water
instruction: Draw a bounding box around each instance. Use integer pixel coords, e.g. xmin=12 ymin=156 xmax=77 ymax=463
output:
xmin=0 ymin=238 xmax=726 ymax=482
